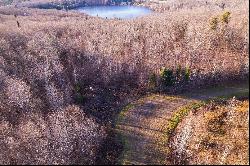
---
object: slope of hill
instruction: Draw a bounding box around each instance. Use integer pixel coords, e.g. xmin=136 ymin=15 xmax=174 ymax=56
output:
xmin=0 ymin=0 xmax=249 ymax=165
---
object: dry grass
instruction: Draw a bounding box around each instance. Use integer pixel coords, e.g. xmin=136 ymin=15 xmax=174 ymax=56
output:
xmin=170 ymin=98 xmax=249 ymax=165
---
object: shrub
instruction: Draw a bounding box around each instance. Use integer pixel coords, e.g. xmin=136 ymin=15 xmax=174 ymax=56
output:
xmin=210 ymin=11 xmax=231 ymax=31
xmin=210 ymin=16 xmax=219 ymax=30
xmin=160 ymin=67 xmax=175 ymax=87
xmin=221 ymin=11 xmax=231 ymax=24
xmin=159 ymin=66 xmax=191 ymax=90
xmin=183 ymin=67 xmax=191 ymax=82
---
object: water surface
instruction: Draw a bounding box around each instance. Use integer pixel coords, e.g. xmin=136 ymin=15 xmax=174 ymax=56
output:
xmin=75 ymin=5 xmax=152 ymax=19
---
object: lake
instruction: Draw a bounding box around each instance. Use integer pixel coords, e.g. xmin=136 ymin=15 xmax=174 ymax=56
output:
xmin=75 ymin=5 xmax=152 ymax=19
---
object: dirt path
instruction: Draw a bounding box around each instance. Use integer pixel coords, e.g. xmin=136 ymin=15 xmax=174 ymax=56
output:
xmin=115 ymin=82 xmax=249 ymax=165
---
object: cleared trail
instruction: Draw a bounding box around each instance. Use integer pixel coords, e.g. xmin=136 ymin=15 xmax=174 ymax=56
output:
xmin=115 ymin=82 xmax=249 ymax=165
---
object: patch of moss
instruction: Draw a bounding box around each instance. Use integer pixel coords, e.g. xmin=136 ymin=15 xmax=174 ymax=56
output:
xmin=166 ymin=101 xmax=206 ymax=135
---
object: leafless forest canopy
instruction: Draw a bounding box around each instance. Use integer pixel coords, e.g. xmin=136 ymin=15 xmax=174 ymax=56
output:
xmin=0 ymin=0 xmax=249 ymax=164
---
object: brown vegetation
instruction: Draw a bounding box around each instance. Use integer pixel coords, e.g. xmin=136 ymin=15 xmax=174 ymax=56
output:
xmin=0 ymin=105 xmax=106 ymax=164
xmin=170 ymin=98 xmax=249 ymax=165
xmin=0 ymin=0 xmax=249 ymax=164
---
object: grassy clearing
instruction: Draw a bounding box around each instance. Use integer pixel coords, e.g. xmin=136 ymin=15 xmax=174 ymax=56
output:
xmin=115 ymin=94 xmax=182 ymax=165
